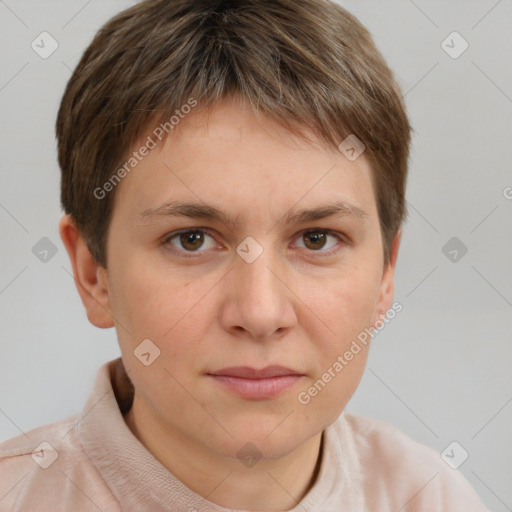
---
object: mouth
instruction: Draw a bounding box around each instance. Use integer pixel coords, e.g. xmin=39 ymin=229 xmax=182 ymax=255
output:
xmin=206 ymin=366 xmax=306 ymax=400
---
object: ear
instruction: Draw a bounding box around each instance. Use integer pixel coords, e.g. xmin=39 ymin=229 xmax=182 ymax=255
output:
xmin=374 ymin=229 xmax=402 ymax=322
xmin=59 ymin=214 xmax=114 ymax=328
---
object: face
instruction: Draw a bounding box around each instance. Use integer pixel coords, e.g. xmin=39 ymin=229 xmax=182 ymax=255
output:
xmin=101 ymin=97 xmax=397 ymax=461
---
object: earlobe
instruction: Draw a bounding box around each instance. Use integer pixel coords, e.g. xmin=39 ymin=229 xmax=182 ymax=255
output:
xmin=59 ymin=214 xmax=115 ymax=329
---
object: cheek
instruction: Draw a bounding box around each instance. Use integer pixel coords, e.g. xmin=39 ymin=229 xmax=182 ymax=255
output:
xmin=296 ymin=279 xmax=376 ymax=423
xmin=110 ymin=262 xmax=212 ymax=369
xmin=303 ymin=267 xmax=381 ymax=347
xmin=109 ymin=258 xmax=186 ymax=327
xmin=294 ymin=266 xmax=379 ymax=411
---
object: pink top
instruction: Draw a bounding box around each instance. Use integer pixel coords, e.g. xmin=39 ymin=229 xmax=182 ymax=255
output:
xmin=0 ymin=359 xmax=489 ymax=511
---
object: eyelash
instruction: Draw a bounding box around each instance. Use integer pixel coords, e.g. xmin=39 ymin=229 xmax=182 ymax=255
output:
xmin=161 ymin=228 xmax=346 ymax=258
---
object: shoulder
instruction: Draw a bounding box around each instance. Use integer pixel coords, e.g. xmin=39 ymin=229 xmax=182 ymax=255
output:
xmin=337 ymin=412 xmax=490 ymax=511
xmin=0 ymin=416 xmax=118 ymax=512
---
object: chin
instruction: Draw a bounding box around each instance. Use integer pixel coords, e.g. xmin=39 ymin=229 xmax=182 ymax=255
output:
xmin=214 ymin=420 xmax=317 ymax=461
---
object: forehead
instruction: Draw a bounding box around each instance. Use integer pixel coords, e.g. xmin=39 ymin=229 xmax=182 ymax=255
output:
xmin=112 ymin=99 xmax=378 ymax=225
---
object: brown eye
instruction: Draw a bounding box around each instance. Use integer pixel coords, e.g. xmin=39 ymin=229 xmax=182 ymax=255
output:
xmin=165 ymin=229 xmax=217 ymax=253
xmin=303 ymin=232 xmax=328 ymax=250
xmin=179 ymin=231 xmax=205 ymax=251
xmin=295 ymin=230 xmax=343 ymax=255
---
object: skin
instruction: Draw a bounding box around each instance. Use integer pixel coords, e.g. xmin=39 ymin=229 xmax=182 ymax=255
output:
xmin=60 ymin=95 xmax=401 ymax=511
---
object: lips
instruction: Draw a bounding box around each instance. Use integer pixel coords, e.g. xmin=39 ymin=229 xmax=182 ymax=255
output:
xmin=208 ymin=365 xmax=303 ymax=379
xmin=207 ymin=366 xmax=305 ymax=400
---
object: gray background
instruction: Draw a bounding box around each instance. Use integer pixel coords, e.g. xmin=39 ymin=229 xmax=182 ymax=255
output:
xmin=0 ymin=1 xmax=511 ymax=510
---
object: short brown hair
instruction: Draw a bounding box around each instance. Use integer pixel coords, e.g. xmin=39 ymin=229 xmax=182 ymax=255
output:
xmin=56 ymin=0 xmax=412 ymax=268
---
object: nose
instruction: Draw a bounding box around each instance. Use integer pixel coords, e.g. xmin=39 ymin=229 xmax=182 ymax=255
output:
xmin=220 ymin=242 xmax=296 ymax=341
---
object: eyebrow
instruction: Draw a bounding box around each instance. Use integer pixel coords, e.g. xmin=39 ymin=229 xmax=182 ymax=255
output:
xmin=139 ymin=199 xmax=369 ymax=227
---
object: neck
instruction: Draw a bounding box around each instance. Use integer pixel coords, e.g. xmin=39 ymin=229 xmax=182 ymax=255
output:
xmin=124 ymin=395 xmax=324 ymax=511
